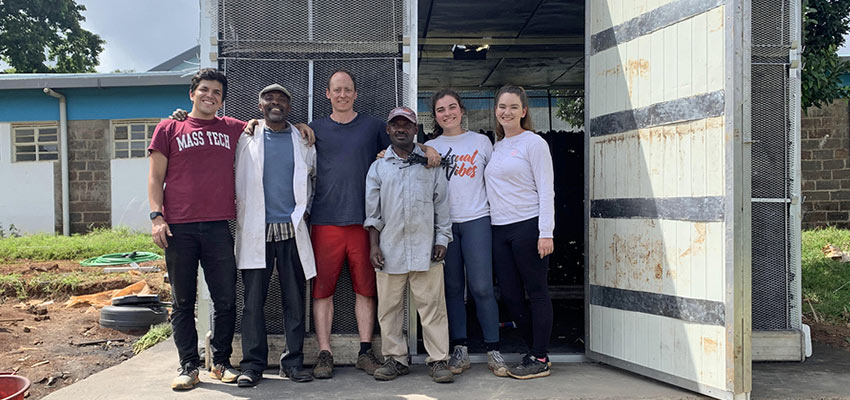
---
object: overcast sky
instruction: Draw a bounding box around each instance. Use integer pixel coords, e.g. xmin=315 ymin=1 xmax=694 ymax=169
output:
xmin=77 ymin=0 xmax=200 ymax=72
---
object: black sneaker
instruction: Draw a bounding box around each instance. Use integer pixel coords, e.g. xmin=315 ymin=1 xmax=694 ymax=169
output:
xmin=373 ymin=358 xmax=410 ymax=381
xmin=507 ymin=354 xmax=550 ymax=380
xmin=237 ymin=369 xmax=261 ymax=388
xmin=281 ymin=366 xmax=314 ymax=383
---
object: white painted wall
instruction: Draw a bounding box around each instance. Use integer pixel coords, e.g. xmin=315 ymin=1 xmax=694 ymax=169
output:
xmin=110 ymin=158 xmax=150 ymax=232
xmin=0 ymin=123 xmax=56 ymax=233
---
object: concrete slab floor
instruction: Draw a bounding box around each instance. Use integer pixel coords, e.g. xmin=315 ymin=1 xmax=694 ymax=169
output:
xmin=42 ymin=339 xmax=850 ymax=400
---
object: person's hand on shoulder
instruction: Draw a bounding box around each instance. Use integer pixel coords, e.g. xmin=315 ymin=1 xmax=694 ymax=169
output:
xmin=168 ymin=109 xmax=188 ymax=121
xmin=243 ymin=119 xmax=259 ymax=136
xmin=294 ymin=123 xmax=316 ymax=146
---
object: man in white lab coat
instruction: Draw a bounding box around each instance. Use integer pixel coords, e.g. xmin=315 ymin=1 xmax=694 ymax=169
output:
xmin=233 ymin=84 xmax=317 ymax=387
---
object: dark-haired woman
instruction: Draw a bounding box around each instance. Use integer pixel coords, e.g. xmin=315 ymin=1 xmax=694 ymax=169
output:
xmin=484 ymin=85 xmax=555 ymax=379
xmin=424 ymin=89 xmax=507 ymax=377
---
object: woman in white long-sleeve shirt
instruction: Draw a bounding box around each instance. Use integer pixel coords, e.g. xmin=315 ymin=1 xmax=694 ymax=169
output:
xmin=484 ymin=85 xmax=555 ymax=380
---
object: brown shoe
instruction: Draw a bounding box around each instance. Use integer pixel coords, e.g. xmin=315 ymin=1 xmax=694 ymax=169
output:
xmin=355 ymin=348 xmax=383 ymax=375
xmin=312 ymin=350 xmax=334 ymax=379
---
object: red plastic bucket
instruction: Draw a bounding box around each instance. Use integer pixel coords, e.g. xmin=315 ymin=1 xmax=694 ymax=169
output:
xmin=0 ymin=374 xmax=30 ymax=400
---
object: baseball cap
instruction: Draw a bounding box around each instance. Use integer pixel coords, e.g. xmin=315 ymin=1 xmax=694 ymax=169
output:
xmin=386 ymin=106 xmax=417 ymax=124
xmin=258 ymin=84 xmax=292 ymax=101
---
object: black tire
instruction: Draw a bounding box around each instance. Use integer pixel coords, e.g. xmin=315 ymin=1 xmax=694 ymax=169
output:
xmin=100 ymin=305 xmax=168 ymax=333
xmin=111 ymin=294 xmax=162 ymax=306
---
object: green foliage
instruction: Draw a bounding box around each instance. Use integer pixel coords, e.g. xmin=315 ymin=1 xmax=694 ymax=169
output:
xmin=802 ymin=227 xmax=850 ymax=323
xmin=553 ymin=89 xmax=585 ymax=129
xmin=0 ymin=0 xmax=104 ymax=73
xmin=0 ymin=227 xmax=162 ymax=262
xmin=802 ymin=0 xmax=850 ymax=110
xmin=133 ymin=323 xmax=173 ymax=354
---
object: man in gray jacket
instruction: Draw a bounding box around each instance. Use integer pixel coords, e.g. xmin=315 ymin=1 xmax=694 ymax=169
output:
xmin=364 ymin=107 xmax=454 ymax=383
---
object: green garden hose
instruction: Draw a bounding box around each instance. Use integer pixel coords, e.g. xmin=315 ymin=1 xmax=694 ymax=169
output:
xmin=80 ymin=251 xmax=161 ymax=266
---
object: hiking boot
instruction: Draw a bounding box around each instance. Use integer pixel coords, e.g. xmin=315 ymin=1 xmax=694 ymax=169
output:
xmin=428 ymin=360 xmax=455 ymax=383
xmin=237 ymin=369 xmax=261 ymax=388
xmin=281 ymin=366 xmax=314 ymax=383
xmin=507 ymin=354 xmax=550 ymax=380
xmin=210 ymin=362 xmax=239 ymax=383
xmin=312 ymin=350 xmax=334 ymax=379
xmin=355 ymin=348 xmax=383 ymax=375
xmin=373 ymin=358 xmax=410 ymax=381
xmin=487 ymin=350 xmax=509 ymax=377
xmin=171 ymin=364 xmax=200 ymax=391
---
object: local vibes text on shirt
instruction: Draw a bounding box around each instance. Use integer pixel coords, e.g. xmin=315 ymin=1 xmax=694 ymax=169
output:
xmin=175 ymin=130 xmax=233 ymax=152
xmin=444 ymin=149 xmax=479 ymax=181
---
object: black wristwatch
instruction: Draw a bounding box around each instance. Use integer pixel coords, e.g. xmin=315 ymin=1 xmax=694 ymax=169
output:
xmin=150 ymin=211 xmax=164 ymax=220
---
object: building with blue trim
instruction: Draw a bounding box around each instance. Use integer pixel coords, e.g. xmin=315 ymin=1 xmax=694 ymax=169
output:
xmin=0 ymin=47 xmax=199 ymax=234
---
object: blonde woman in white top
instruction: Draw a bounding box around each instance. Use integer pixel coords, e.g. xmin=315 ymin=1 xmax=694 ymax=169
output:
xmin=424 ymin=89 xmax=506 ymax=377
xmin=484 ymin=85 xmax=555 ymax=380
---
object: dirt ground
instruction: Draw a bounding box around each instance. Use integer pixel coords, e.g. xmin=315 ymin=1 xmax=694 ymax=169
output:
xmin=0 ymin=260 xmax=168 ymax=399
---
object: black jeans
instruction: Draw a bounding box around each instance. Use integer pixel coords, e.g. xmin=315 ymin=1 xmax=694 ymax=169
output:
xmin=165 ymin=221 xmax=237 ymax=368
xmin=240 ymin=238 xmax=307 ymax=372
xmin=492 ymin=217 xmax=553 ymax=358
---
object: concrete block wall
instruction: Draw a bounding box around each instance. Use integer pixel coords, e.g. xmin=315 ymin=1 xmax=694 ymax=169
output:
xmin=801 ymin=98 xmax=850 ymax=229
xmin=64 ymin=120 xmax=112 ymax=233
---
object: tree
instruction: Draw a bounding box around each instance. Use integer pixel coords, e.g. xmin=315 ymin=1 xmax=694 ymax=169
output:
xmin=554 ymin=89 xmax=585 ymax=129
xmin=802 ymin=0 xmax=850 ymax=110
xmin=0 ymin=0 xmax=104 ymax=73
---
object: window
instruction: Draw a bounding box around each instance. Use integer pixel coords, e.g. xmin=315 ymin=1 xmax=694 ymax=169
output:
xmin=112 ymin=119 xmax=159 ymax=159
xmin=13 ymin=124 xmax=59 ymax=162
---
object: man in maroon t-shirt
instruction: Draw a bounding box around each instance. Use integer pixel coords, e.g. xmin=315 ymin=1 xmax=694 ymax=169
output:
xmin=148 ymin=68 xmax=246 ymax=391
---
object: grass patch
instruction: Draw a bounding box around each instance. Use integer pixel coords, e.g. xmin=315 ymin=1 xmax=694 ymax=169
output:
xmin=133 ymin=323 xmax=173 ymax=354
xmin=802 ymin=227 xmax=850 ymax=324
xmin=0 ymin=227 xmax=162 ymax=262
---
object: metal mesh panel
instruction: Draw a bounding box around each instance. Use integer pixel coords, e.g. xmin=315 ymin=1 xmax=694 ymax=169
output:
xmin=219 ymin=0 xmax=402 ymax=57
xmin=751 ymin=64 xmax=789 ymax=199
xmin=751 ymin=202 xmax=790 ymax=330
xmin=219 ymin=0 xmax=406 ymax=336
xmin=751 ymin=0 xmax=793 ymax=330
xmin=311 ymin=59 xmax=403 ymax=120
xmin=220 ymin=59 xmax=310 ymax=124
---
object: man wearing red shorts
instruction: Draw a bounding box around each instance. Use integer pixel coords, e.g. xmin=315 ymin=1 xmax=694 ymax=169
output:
xmin=309 ymin=69 xmax=439 ymax=378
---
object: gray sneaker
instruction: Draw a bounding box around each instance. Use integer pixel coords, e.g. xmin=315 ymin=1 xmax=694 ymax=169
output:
xmin=487 ymin=350 xmax=508 ymax=377
xmin=171 ymin=365 xmax=200 ymax=390
xmin=428 ymin=360 xmax=455 ymax=383
xmin=312 ymin=350 xmax=334 ymax=379
xmin=447 ymin=345 xmax=470 ymax=374
xmin=210 ymin=362 xmax=239 ymax=383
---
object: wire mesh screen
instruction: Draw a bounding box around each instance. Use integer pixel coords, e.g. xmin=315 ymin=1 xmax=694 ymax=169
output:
xmin=220 ymin=59 xmax=310 ymax=124
xmin=751 ymin=64 xmax=789 ymax=199
xmin=218 ymin=0 xmax=406 ymax=336
xmin=311 ymin=59 xmax=403 ymax=120
xmin=751 ymin=0 xmax=793 ymax=330
xmin=751 ymin=202 xmax=790 ymax=330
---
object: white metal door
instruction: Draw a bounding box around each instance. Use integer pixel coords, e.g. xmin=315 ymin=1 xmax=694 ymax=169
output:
xmin=585 ymin=1 xmax=751 ymax=399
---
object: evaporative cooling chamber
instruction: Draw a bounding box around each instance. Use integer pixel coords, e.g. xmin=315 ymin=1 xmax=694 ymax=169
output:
xmin=196 ymin=0 xmax=803 ymax=398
